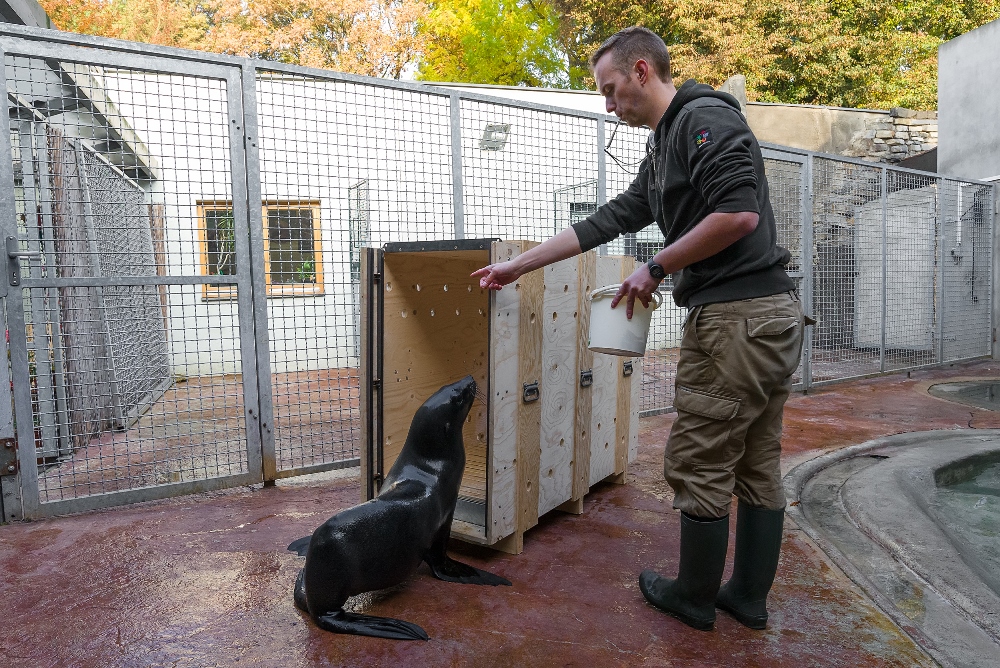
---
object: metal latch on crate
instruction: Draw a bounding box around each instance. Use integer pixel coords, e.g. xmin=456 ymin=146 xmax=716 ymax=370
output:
xmin=579 ymin=369 xmax=593 ymax=387
xmin=6 ymin=236 xmax=42 ymax=287
xmin=0 ymin=438 xmax=16 ymax=476
xmin=522 ymin=382 xmax=539 ymax=403
xmin=622 ymin=361 xmax=634 ymax=377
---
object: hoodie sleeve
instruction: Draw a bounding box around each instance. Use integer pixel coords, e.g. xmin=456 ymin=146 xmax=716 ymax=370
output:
xmin=570 ymin=161 xmax=655 ymax=252
xmin=677 ymin=104 xmax=759 ymax=214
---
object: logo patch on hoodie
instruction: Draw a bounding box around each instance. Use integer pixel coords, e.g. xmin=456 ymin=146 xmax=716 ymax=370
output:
xmin=694 ymin=128 xmax=712 ymax=148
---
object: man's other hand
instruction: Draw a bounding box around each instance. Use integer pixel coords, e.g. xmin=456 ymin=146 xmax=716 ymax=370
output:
xmin=611 ymin=263 xmax=662 ymax=319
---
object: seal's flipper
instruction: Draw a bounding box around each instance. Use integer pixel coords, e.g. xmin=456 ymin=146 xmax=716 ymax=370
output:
xmin=315 ymin=610 xmax=429 ymax=641
xmin=287 ymin=536 xmax=311 ymax=556
xmin=293 ymin=569 xmax=309 ymax=613
xmin=426 ymin=554 xmax=512 ymax=586
xmin=425 ymin=514 xmax=513 ymax=586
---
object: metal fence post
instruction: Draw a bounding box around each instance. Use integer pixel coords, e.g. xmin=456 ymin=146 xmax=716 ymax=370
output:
xmin=801 ymin=154 xmax=814 ymax=390
xmin=880 ymin=167 xmax=888 ymax=372
xmin=0 ymin=44 xmax=39 ymax=518
xmin=449 ymin=93 xmax=465 ymax=240
xmin=937 ymin=177 xmax=947 ymax=363
xmin=597 ymin=120 xmax=608 ymax=256
xmin=237 ymin=63 xmax=274 ymax=484
xmin=991 ymin=183 xmax=998 ymax=359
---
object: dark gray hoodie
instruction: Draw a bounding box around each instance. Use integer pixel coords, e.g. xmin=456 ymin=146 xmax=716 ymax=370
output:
xmin=572 ymin=79 xmax=794 ymax=307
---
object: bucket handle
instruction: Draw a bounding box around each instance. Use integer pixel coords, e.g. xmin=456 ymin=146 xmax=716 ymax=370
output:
xmin=589 ymin=284 xmax=663 ymax=309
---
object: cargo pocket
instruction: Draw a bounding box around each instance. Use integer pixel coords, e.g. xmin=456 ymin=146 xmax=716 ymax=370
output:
xmin=675 ymin=386 xmax=741 ymax=420
xmin=746 ymin=316 xmax=798 ymax=338
xmin=669 ymin=386 xmax=742 ymax=468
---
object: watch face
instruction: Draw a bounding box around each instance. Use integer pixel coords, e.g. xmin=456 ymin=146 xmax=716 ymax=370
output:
xmin=648 ymin=261 xmax=665 ymax=280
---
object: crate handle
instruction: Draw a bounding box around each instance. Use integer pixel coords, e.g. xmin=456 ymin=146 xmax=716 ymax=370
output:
xmin=622 ymin=360 xmax=634 ymax=377
xmin=580 ymin=369 xmax=593 ymax=387
xmin=522 ymin=381 xmax=539 ymax=403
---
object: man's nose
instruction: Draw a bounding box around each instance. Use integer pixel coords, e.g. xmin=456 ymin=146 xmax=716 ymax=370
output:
xmin=605 ymin=97 xmax=615 ymax=114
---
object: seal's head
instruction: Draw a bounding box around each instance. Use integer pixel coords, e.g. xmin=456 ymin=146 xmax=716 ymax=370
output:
xmin=409 ymin=375 xmax=478 ymax=447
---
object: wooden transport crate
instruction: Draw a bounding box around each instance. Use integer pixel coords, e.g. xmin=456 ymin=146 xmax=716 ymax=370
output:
xmin=360 ymin=239 xmax=640 ymax=554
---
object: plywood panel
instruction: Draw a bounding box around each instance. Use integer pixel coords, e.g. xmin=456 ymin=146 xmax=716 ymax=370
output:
xmin=538 ymin=257 xmax=580 ymax=516
xmin=589 ymin=257 xmax=623 ymax=486
xmin=488 ymin=241 xmax=525 ymax=543
xmin=381 ymin=249 xmax=491 ymax=503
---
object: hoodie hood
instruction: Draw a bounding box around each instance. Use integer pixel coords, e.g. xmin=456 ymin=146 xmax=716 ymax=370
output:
xmin=656 ymin=79 xmax=742 ymax=136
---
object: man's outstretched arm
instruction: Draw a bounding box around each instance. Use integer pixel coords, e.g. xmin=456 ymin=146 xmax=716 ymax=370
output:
xmin=471 ymin=226 xmax=584 ymax=290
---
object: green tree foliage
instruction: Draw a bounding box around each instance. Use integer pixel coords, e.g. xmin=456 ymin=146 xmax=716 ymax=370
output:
xmin=416 ymin=0 xmax=567 ymax=86
xmin=555 ymin=0 xmax=1000 ymax=109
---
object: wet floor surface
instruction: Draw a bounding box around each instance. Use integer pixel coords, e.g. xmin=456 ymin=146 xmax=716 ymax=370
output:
xmin=5 ymin=359 xmax=1000 ymax=667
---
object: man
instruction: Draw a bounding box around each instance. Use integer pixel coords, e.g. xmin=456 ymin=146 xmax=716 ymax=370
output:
xmin=472 ymin=26 xmax=805 ymax=632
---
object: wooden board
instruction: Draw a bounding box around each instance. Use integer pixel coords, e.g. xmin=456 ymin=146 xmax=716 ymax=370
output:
xmin=488 ymin=241 xmax=530 ymax=547
xmin=380 ymin=249 xmax=491 ymax=503
xmin=628 ymin=355 xmax=642 ymax=465
xmin=589 ymin=257 xmax=623 ymax=486
xmin=570 ymin=251 xmax=597 ymax=506
xmin=537 ymin=256 xmax=581 ymax=516
xmin=514 ymin=242 xmax=543 ymax=544
xmin=614 ymin=257 xmax=638 ymax=480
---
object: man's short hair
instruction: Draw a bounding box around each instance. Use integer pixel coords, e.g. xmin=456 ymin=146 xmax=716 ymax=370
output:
xmin=588 ymin=27 xmax=671 ymax=83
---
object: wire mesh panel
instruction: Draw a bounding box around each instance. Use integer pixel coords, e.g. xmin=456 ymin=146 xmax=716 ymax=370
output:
xmin=2 ymin=44 xmax=260 ymax=516
xmin=810 ymin=157 xmax=885 ymax=382
xmin=881 ymin=170 xmax=938 ymax=372
xmin=763 ymin=154 xmax=805 ymax=384
xmin=254 ymin=71 xmax=454 ymax=473
xmin=459 ymin=99 xmax=598 ymax=240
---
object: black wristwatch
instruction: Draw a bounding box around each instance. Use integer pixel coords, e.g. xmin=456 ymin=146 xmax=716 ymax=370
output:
xmin=646 ymin=258 xmax=666 ymax=282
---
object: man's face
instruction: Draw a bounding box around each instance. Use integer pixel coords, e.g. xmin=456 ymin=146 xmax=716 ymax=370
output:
xmin=594 ymin=52 xmax=645 ymax=127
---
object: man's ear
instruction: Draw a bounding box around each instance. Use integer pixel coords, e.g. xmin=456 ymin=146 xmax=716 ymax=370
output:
xmin=634 ymin=59 xmax=650 ymax=84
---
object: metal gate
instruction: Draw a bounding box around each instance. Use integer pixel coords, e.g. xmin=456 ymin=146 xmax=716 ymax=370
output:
xmin=0 ymin=35 xmax=267 ymax=519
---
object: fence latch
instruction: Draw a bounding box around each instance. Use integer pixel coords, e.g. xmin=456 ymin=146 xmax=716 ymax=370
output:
xmin=522 ymin=381 xmax=540 ymax=403
xmin=0 ymin=438 xmax=16 ymax=476
xmin=579 ymin=369 xmax=593 ymax=388
xmin=622 ymin=360 xmax=634 ymax=377
xmin=6 ymin=236 xmax=42 ymax=287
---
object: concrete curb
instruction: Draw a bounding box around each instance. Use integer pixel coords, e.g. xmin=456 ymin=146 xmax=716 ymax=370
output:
xmin=783 ymin=429 xmax=1000 ymax=667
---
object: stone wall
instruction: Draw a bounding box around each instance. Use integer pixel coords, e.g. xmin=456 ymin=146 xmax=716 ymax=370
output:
xmin=843 ymin=108 xmax=937 ymax=164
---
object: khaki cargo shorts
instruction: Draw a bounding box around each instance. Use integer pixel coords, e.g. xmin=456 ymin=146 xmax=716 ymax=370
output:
xmin=664 ymin=291 xmax=805 ymax=518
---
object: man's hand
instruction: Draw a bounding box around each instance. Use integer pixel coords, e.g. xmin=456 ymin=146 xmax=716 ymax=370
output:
xmin=471 ymin=261 xmax=521 ymax=290
xmin=611 ymin=263 xmax=662 ymax=320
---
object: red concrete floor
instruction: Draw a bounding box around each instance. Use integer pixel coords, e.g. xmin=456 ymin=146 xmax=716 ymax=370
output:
xmin=4 ymin=359 xmax=1000 ymax=667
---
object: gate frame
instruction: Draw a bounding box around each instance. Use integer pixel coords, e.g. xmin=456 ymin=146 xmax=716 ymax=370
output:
xmin=0 ymin=34 xmax=269 ymax=519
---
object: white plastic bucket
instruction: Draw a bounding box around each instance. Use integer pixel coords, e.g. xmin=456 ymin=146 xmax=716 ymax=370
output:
xmin=588 ymin=284 xmax=663 ymax=356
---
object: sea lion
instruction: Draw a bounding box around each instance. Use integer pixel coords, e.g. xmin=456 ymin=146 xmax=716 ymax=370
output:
xmin=288 ymin=375 xmax=511 ymax=640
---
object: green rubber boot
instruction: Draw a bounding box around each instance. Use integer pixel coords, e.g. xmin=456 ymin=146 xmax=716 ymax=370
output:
xmin=716 ymin=500 xmax=785 ymax=629
xmin=639 ymin=512 xmax=729 ymax=631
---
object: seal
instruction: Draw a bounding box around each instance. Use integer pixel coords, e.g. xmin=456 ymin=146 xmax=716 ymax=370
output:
xmin=287 ymin=375 xmax=511 ymax=640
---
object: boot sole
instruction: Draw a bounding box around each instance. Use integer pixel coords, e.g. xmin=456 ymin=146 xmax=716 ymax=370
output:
xmin=716 ymin=600 xmax=767 ymax=630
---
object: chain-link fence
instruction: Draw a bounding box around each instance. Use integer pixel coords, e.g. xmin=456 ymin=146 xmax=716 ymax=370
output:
xmin=0 ymin=24 xmax=994 ymax=519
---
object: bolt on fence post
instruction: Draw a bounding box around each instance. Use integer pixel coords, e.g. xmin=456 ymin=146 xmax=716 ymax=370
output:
xmin=449 ymin=93 xmax=465 ymax=240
